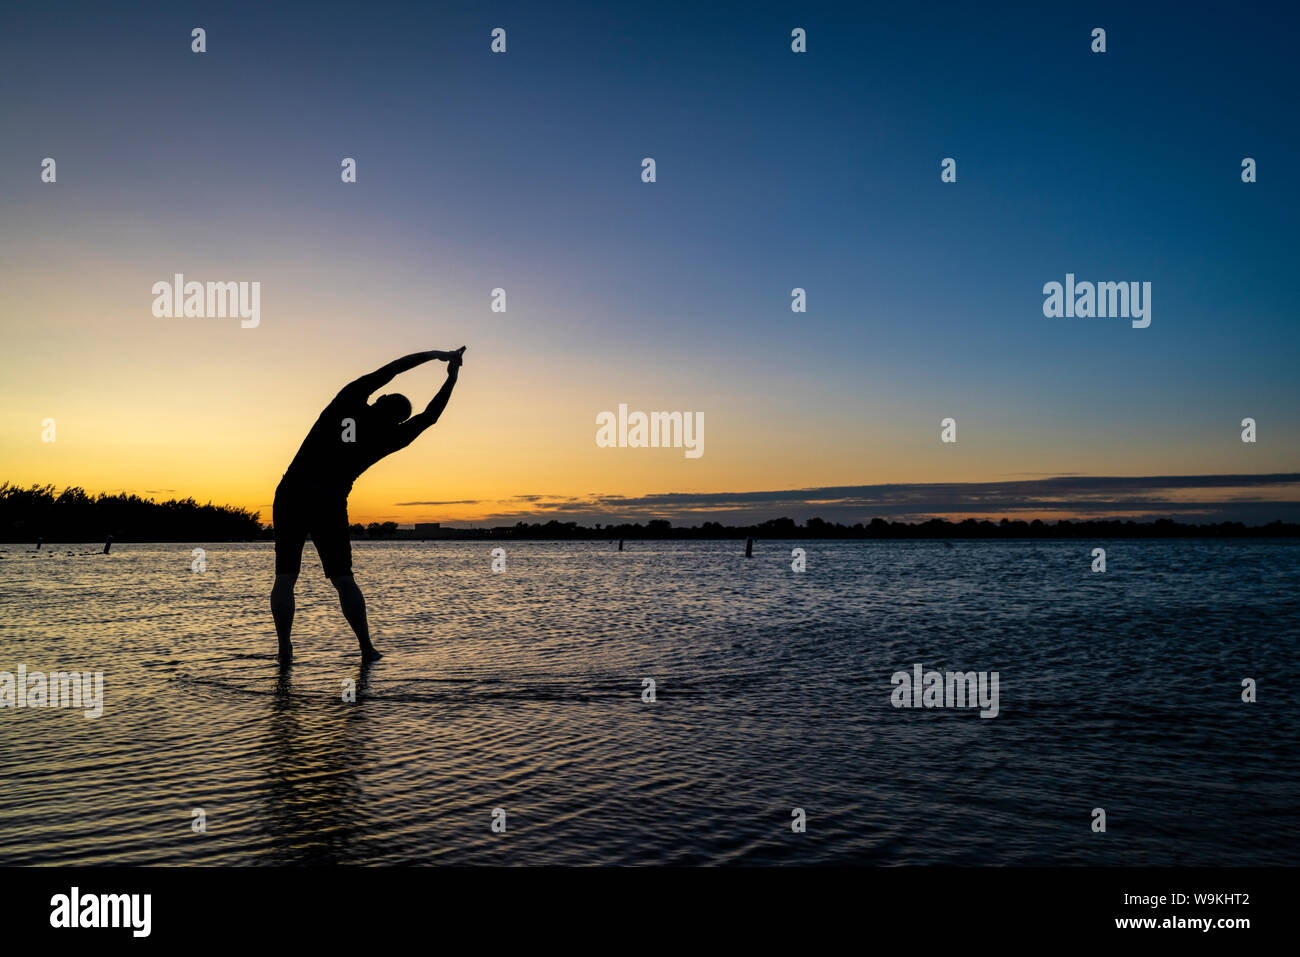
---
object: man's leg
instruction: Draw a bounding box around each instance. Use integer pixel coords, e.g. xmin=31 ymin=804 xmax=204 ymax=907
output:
xmin=271 ymin=486 xmax=306 ymax=661
xmin=271 ymin=573 xmax=297 ymax=659
xmin=330 ymin=574 xmax=381 ymax=660
xmin=316 ymin=497 xmax=381 ymax=660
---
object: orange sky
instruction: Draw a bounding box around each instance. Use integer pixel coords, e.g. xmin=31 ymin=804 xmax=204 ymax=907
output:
xmin=2 ymin=229 xmax=1294 ymax=527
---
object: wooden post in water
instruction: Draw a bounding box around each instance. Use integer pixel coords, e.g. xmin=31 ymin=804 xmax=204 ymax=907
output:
xmin=744 ymin=537 xmax=753 ymax=557
xmin=618 ymin=539 xmax=624 ymax=551
xmin=103 ymin=534 xmax=113 ymax=555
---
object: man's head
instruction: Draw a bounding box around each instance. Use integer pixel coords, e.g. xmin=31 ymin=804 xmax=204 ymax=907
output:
xmin=372 ymin=393 xmax=412 ymax=424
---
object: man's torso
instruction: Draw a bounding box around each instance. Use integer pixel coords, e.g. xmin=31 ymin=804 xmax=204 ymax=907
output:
xmin=281 ymin=393 xmax=401 ymax=494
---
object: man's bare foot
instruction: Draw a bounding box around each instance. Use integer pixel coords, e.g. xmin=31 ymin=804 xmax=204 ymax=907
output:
xmin=361 ymin=645 xmax=383 ymax=661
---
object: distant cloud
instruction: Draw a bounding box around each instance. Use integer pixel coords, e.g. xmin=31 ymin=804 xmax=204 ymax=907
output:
xmin=394 ymin=499 xmax=482 ymax=506
xmin=456 ymin=473 xmax=1300 ymax=526
xmin=395 ymin=493 xmax=588 ymax=508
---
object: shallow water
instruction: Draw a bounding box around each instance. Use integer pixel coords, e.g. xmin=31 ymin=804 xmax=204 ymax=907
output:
xmin=0 ymin=539 xmax=1296 ymax=865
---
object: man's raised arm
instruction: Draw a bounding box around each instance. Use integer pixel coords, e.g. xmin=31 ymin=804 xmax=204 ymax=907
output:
xmin=389 ymin=349 xmax=464 ymax=449
xmin=339 ymin=350 xmax=458 ymax=401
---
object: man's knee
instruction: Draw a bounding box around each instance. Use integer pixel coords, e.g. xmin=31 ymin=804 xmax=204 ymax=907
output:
xmin=272 ymin=573 xmax=297 ymax=596
xmin=330 ymin=574 xmax=357 ymax=592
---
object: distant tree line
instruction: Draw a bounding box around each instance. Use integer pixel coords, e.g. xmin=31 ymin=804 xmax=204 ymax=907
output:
xmin=4 ymin=482 xmax=1297 ymax=542
xmin=0 ymin=483 xmax=262 ymax=543
xmin=427 ymin=516 xmax=1300 ymax=540
xmin=351 ymin=522 xmax=399 ymax=538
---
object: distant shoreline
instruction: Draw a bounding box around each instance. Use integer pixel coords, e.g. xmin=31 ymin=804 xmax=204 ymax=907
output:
xmin=5 ymin=483 xmax=1299 ymax=542
xmin=6 ymin=520 xmax=1300 ymax=545
xmin=360 ymin=520 xmax=1300 ymax=541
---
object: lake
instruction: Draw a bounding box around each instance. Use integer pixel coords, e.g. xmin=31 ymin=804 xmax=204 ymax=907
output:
xmin=1 ymin=539 xmax=1296 ymax=865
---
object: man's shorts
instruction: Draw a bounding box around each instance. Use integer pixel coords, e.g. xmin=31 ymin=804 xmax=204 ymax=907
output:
xmin=273 ymin=480 xmax=352 ymax=579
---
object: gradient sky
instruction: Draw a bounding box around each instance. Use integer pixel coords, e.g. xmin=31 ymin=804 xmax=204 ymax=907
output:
xmin=2 ymin=1 xmax=1297 ymax=525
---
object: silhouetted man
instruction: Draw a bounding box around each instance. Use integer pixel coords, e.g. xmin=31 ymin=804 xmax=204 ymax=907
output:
xmin=272 ymin=347 xmax=465 ymax=661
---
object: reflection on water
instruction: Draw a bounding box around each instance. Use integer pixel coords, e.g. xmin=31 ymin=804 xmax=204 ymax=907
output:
xmin=260 ymin=659 xmax=374 ymax=865
xmin=0 ymin=540 xmax=1296 ymax=865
